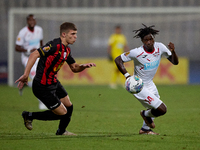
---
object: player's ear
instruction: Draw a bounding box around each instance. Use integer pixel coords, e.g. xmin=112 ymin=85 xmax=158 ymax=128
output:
xmin=61 ymin=32 xmax=66 ymax=38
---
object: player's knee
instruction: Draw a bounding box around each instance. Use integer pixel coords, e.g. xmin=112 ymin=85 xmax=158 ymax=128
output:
xmin=160 ymin=107 xmax=167 ymax=116
xmin=63 ymin=109 xmax=68 ymax=115
xmin=58 ymin=109 xmax=67 ymax=116
xmin=152 ymin=103 xmax=167 ymax=117
xmin=158 ymin=103 xmax=167 ymax=116
xmin=52 ymin=104 xmax=67 ymax=115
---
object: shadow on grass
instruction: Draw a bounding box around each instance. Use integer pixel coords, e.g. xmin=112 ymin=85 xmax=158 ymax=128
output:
xmin=0 ymin=131 xmax=139 ymax=140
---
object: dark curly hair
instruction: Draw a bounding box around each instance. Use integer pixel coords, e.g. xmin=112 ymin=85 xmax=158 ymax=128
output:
xmin=133 ymin=24 xmax=159 ymax=39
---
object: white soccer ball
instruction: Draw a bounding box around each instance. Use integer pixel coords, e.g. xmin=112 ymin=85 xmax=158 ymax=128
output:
xmin=125 ymin=75 xmax=144 ymax=94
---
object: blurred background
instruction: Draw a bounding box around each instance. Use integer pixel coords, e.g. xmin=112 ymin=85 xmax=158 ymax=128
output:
xmin=0 ymin=0 xmax=200 ymax=85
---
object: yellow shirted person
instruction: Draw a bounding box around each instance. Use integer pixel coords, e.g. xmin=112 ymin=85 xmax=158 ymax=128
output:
xmin=107 ymin=25 xmax=129 ymax=89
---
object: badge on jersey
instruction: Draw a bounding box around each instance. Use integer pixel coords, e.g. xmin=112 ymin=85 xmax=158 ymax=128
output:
xmin=124 ymin=52 xmax=130 ymax=56
xmin=43 ymin=46 xmax=50 ymax=52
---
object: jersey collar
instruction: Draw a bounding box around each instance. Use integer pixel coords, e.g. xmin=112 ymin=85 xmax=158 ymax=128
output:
xmin=27 ymin=26 xmax=34 ymax=32
xmin=143 ymin=45 xmax=155 ymax=54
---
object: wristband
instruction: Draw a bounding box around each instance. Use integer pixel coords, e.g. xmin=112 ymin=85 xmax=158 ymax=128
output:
xmin=124 ymin=73 xmax=130 ymax=78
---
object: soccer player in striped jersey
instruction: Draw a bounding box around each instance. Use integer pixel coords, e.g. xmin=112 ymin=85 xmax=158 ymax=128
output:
xmin=15 ymin=22 xmax=96 ymax=135
xmin=115 ymin=24 xmax=179 ymax=135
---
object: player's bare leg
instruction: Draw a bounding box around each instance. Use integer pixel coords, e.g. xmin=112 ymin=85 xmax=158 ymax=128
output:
xmin=109 ymin=68 xmax=119 ymax=89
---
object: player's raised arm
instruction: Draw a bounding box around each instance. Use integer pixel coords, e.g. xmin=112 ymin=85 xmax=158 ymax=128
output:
xmin=167 ymin=42 xmax=179 ymax=65
xmin=115 ymin=56 xmax=131 ymax=79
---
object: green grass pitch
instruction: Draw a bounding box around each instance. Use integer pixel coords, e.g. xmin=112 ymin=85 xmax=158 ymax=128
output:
xmin=0 ymin=84 xmax=200 ymax=150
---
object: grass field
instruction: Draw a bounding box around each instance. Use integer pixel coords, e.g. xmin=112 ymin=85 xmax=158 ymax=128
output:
xmin=0 ymin=84 xmax=200 ymax=150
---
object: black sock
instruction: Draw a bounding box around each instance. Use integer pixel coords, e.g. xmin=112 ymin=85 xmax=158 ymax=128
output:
xmin=57 ymin=105 xmax=73 ymax=134
xmin=30 ymin=110 xmax=62 ymax=120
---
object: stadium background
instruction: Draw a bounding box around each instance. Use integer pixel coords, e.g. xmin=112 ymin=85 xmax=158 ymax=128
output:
xmin=0 ymin=0 xmax=200 ymax=85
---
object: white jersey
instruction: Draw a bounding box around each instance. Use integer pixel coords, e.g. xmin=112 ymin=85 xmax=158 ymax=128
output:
xmin=121 ymin=42 xmax=172 ymax=84
xmin=16 ymin=25 xmax=43 ymax=56
xmin=16 ymin=25 xmax=43 ymax=87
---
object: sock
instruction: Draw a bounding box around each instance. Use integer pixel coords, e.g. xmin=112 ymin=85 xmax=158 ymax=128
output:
xmin=141 ymin=118 xmax=155 ymax=130
xmin=142 ymin=121 xmax=150 ymax=130
xmin=30 ymin=110 xmax=62 ymax=120
xmin=144 ymin=109 xmax=155 ymax=117
xmin=57 ymin=105 xmax=73 ymax=134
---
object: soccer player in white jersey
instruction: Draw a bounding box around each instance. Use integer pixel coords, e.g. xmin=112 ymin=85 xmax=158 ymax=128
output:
xmin=115 ymin=24 xmax=179 ymax=135
xmin=15 ymin=14 xmax=46 ymax=110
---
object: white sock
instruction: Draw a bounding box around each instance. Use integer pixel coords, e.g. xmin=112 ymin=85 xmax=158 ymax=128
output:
xmin=142 ymin=121 xmax=150 ymax=130
xmin=144 ymin=109 xmax=155 ymax=117
xmin=141 ymin=118 xmax=155 ymax=130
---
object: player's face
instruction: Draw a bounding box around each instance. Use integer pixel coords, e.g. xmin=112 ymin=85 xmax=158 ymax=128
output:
xmin=65 ymin=30 xmax=77 ymax=45
xmin=142 ymin=34 xmax=155 ymax=51
xmin=27 ymin=16 xmax=36 ymax=28
xmin=115 ymin=28 xmax=121 ymax=34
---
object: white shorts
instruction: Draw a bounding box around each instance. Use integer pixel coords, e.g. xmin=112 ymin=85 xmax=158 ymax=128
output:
xmin=21 ymin=53 xmax=39 ymax=80
xmin=133 ymin=81 xmax=163 ymax=109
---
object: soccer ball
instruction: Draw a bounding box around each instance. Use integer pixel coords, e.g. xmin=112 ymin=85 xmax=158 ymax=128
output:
xmin=125 ymin=75 xmax=144 ymax=94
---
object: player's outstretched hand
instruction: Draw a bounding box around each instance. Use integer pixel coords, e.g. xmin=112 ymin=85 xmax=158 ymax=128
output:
xmin=168 ymin=42 xmax=175 ymax=52
xmin=15 ymin=74 xmax=28 ymax=89
xmin=82 ymin=63 xmax=96 ymax=68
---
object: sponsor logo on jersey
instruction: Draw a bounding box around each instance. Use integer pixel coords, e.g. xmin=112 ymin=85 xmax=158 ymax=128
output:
xmin=53 ymin=62 xmax=64 ymax=72
xmin=29 ymin=39 xmax=40 ymax=46
xmin=144 ymin=60 xmax=160 ymax=70
xmin=17 ymin=37 xmax=21 ymax=41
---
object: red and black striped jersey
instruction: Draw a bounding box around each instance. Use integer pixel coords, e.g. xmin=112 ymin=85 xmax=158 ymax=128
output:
xmin=35 ymin=38 xmax=75 ymax=85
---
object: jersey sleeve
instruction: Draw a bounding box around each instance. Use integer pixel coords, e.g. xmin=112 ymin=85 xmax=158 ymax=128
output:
xmin=159 ymin=43 xmax=172 ymax=58
xmin=15 ymin=29 xmax=25 ymax=46
xmin=37 ymin=41 xmax=55 ymax=57
xmin=121 ymin=48 xmax=137 ymax=62
xmin=66 ymin=52 xmax=76 ymax=64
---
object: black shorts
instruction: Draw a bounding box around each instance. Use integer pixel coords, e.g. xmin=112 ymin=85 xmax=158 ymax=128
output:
xmin=32 ymin=79 xmax=68 ymax=110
